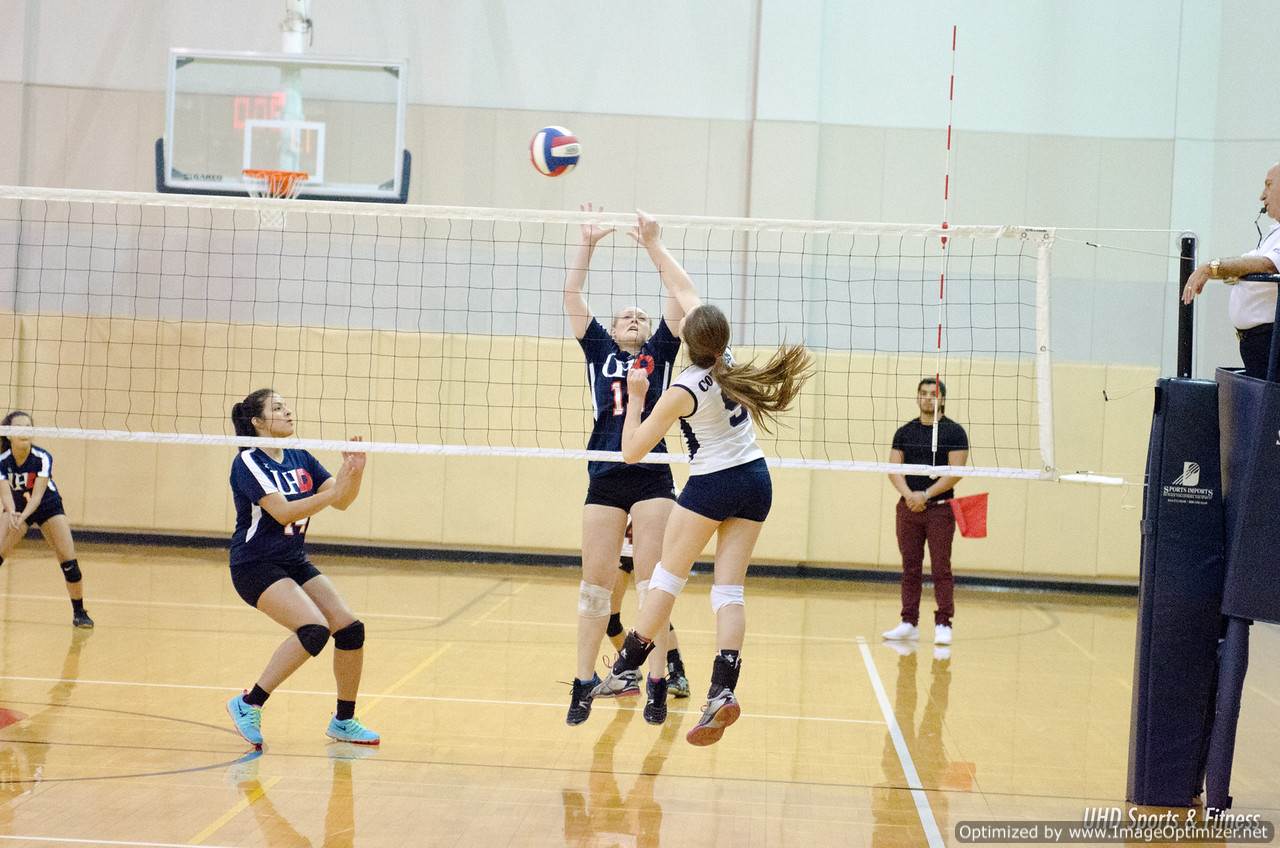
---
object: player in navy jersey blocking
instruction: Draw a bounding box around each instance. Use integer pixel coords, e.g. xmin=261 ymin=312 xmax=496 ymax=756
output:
xmin=563 ymin=205 xmax=689 ymax=727
xmin=591 ymin=222 xmax=815 ymax=746
xmin=0 ymin=411 xmax=93 ymax=628
xmin=223 ymin=389 xmax=378 ymax=749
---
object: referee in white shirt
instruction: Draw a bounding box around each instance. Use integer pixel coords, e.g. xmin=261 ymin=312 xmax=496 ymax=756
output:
xmin=1183 ymin=161 xmax=1280 ymax=378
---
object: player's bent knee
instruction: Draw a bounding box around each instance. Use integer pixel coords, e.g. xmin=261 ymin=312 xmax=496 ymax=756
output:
xmin=296 ymin=623 xmax=330 ymax=656
xmin=635 ymin=579 xmax=650 ymax=610
xmin=710 ymin=584 xmax=745 ymax=613
xmin=649 ymin=563 xmax=687 ymax=599
xmin=332 ymin=619 xmax=365 ymax=651
xmin=578 ymin=580 xmax=611 ymax=618
xmin=59 ymin=558 xmax=82 ymax=584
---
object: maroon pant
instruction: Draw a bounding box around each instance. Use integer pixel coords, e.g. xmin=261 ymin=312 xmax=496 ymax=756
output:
xmin=895 ymin=498 xmax=956 ymax=626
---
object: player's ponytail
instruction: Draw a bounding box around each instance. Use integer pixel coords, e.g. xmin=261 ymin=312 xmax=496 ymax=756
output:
xmin=0 ymin=410 xmax=32 ymax=453
xmin=231 ymin=389 xmax=274 ymax=439
xmin=683 ymin=305 xmax=815 ymax=434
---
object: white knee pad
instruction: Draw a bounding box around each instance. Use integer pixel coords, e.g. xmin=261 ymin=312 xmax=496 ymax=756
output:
xmin=635 ymin=579 xmax=650 ymax=610
xmin=710 ymin=584 xmax=745 ymax=613
xmin=648 ymin=563 xmax=688 ymax=598
xmin=578 ymin=580 xmax=611 ymax=618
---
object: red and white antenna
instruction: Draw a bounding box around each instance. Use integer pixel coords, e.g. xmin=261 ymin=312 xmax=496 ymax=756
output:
xmin=931 ymin=24 xmax=958 ymax=459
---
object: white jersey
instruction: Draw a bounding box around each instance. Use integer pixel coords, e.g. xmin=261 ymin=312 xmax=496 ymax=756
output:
xmin=671 ymin=356 xmax=765 ymax=475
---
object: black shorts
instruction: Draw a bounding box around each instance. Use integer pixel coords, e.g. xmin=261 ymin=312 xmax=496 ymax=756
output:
xmin=23 ymin=499 xmax=66 ymax=528
xmin=678 ymin=458 xmax=772 ymax=522
xmin=230 ymin=557 xmax=322 ymax=608
xmin=585 ymin=464 xmax=676 ymax=512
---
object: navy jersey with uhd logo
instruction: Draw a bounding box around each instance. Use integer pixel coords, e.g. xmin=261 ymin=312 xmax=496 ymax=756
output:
xmin=229 ymin=448 xmax=331 ymax=567
xmin=578 ymin=317 xmax=680 ymax=477
xmin=0 ymin=446 xmax=63 ymax=512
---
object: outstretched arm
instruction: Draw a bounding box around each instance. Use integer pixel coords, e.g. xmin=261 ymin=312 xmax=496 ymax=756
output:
xmin=1183 ymin=254 xmax=1278 ymax=303
xmin=630 ymin=210 xmax=700 ymax=332
xmin=621 ymin=366 xmax=694 ymax=463
xmin=564 ymin=202 xmax=615 ymax=339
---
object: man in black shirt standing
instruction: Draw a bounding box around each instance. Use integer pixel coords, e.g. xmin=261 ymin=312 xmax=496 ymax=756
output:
xmin=883 ymin=378 xmax=969 ymax=646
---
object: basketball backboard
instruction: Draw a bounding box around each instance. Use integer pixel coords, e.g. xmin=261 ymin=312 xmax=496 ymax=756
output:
xmin=157 ymin=49 xmax=410 ymax=202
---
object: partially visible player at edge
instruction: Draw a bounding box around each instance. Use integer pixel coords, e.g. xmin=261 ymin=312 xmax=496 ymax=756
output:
xmin=592 ymin=215 xmax=815 ymax=746
xmin=223 ymin=389 xmax=379 ymax=748
xmin=610 ymin=516 xmax=690 ymax=698
xmin=0 ymin=410 xmax=94 ymax=628
xmin=563 ymin=205 xmax=689 ymax=727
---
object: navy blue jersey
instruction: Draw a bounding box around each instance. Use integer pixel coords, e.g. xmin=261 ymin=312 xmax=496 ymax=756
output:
xmin=578 ymin=317 xmax=681 ymax=477
xmin=0 ymin=446 xmax=62 ymax=512
xmin=229 ymin=448 xmax=332 ymax=568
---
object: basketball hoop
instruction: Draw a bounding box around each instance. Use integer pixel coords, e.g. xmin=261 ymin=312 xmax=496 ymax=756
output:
xmin=242 ymin=168 xmax=308 ymax=229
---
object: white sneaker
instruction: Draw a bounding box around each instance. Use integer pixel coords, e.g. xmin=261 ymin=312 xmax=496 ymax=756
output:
xmin=882 ymin=621 xmax=919 ymax=641
xmin=934 ymin=624 xmax=953 ymax=645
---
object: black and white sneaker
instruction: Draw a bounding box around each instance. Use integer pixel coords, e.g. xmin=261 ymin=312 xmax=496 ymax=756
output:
xmin=643 ymin=676 xmax=668 ymax=725
xmin=72 ymin=609 xmax=94 ymax=629
xmin=596 ymin=667 xmax=640 ymax=698
xmin=566 ymin=674 xmax=600 ymax=726
xmin=686 ymin=690 xmax=740 ymax=747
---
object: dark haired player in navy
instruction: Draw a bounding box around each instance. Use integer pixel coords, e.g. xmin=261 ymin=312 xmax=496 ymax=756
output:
xmin=224 ymin=388 xmax=378 ymax=748
xmin=0 ymin=410 xmax=93 ymax=628
xmin=563 ymin=205 xmax=690 ymax=727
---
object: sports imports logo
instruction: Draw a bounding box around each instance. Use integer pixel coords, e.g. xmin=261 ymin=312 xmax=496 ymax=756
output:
xmin=1162 ymin=459 xmax=1212 ymax=506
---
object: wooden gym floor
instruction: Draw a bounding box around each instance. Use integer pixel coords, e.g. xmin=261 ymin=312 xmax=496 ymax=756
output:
xmin=1 ymin=543 xmax=1278 ymax=847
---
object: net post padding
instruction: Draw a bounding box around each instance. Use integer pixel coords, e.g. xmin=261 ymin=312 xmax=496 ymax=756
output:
xmin=241 ymin=168 xmax=308 ymax=229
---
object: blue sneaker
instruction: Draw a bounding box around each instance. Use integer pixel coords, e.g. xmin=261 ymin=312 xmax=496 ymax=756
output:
xmin=226 ymin=693 xmax=263 ymax=747
xmin=326 ymin=716 xmax=380 ymax=745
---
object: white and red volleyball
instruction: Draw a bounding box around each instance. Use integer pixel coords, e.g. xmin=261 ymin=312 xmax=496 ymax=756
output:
xmin=529 ymin=126 xmax=580 ymax=177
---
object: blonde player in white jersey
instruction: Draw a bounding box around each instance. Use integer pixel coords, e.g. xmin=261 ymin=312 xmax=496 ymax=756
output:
xmin=590 ymin=214 xmax=814 ymax=744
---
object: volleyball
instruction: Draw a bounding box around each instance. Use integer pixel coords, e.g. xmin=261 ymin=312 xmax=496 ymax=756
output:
xmin=529 ymin=126 xmax=580 ymax=177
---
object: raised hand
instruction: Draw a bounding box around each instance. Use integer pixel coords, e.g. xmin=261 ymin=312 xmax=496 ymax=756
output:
xmin=626 ymin=363 xmax=650 ymax=397
xmin=626 ymin=209 xmax=661 ymax=248
xmin=579 ymin=202 xmax=615 ymax=246
xmin=340 ymin=435 xmax=367 ymax=475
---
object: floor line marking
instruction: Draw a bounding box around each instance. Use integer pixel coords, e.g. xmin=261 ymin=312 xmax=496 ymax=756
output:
xmin=0 ymin=674 xmax=882 ymax=725
xmin=189 ymin=775 xmax=283 ymax=844
xmin=856 ymin=637 xmax=945 ymax=848
xmin=0 ymin=836 xmax=237 ymax=848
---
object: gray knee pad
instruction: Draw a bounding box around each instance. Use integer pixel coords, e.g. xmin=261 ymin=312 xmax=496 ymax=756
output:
xmin=59 ymin=558 xmax=82 ymax=584
xmin=296 ymin=623 xmax=330 ymax=656
xmin=332 ymin=620 xmax=365 ymax=651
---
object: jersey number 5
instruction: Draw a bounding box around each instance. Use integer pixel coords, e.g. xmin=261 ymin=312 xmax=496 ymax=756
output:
xmin=723 ymin=396 xmax=748 ymax=427
xmin=283 ymin=517 xmax=310 ymax=537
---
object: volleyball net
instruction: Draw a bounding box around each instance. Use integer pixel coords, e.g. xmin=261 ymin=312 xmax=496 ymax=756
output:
xmin=0 ymin=186 xmax=1054 ymax=480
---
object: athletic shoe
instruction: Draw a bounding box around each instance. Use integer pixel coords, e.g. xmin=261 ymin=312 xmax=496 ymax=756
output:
xmin=596 ymin=667 xmax=640 ymax=698
xmin=72 ymin=609 xmax=94 ymax=629
xmin=933 ymin=624 xmax=953 ymax=645
xmin=566 ymin=674 xmax=600 ymax=726
xmin=226 ymin=693 xmax=263 ymax=747
xmin=666 ymin=662 xmax=691 ymax=699
xmin=881 ymin=621 xmax=919 ymax=641
xmin=643 ymin=676 xmax=668 ymax=725
xmin=686 ymin=690 xmax=741 ymax=747
xmin=592 ymin=667 xmax=643 ymax=699
xmin=326 ymin=716 xmax=380 ymax=745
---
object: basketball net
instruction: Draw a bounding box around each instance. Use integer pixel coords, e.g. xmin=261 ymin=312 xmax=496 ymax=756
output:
xmin=242 ymin=168 xmax=308 ymax=229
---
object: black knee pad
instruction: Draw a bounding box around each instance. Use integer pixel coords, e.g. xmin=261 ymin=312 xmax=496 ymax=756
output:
xmin=332 ymin=620 xmax=365 ymax=651
xmin=606 ymin=613 xmax=623 ymax=637
xmin=618 ymin=556 xmax=634 ymax=574
xmin=296 ymin=623 xmax=330 ymax=656
xmin=59 ymin=559 xmax=82 ymax=584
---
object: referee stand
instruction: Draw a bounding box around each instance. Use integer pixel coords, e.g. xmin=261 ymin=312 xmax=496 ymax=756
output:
xmin=1127 ymin=230 xmax=1280 ymax=812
